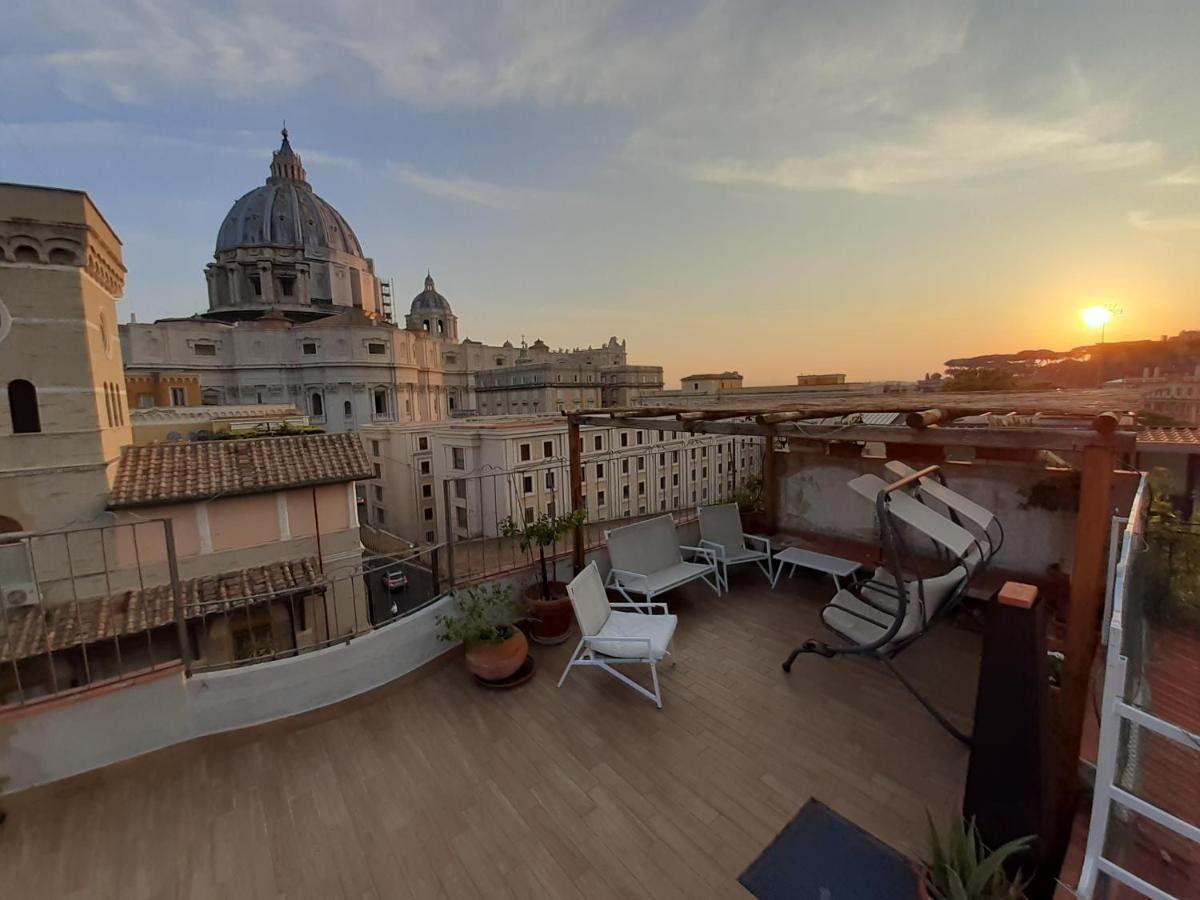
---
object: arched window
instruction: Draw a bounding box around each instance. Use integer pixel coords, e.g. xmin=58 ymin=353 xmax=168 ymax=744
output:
xmin=8 ymin=379 xmax=41 ymax=433
xmin=437 ymin=320 xmax=444 ymax=334
xmin=373 ymin=388 xmax=388 ymax=417
xmin=423 ymin=319 xmax=431 ymax=332
xmin=311 ymin=392 xmax=324 ymax=418
xmin=343 ymin=400 xmax=352 ymax=417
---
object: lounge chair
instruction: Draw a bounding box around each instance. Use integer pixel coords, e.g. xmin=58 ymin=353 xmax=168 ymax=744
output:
xmin=558 ymin=561 xmax=678 ymax=708
xmin=604 ymin=514 xmax=721 ymax=606
xmin=698 ymin=502 xmax=773 ymax=590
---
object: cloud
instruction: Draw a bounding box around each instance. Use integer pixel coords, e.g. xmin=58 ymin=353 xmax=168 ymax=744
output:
xmin=386 ymin=163 xmax=568 ymax=209
xmin=1128 ymin=210 xmax=1200 ymax=233
xmin=1153 ymin=165 xmax=1200 ymax=186
xmin=686 ymin=110 xmax=1159 ymax=194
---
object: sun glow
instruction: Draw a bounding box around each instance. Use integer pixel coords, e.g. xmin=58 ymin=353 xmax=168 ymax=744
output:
xmin=1082 ymin=305 xmax=1114 ymax=330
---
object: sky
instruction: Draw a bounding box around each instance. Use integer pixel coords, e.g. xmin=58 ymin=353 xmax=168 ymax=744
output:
xmin=2 ymin=1 xmax=1198 ymax=385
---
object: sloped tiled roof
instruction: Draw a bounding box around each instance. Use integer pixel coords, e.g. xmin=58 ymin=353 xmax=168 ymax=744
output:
xmin=108 ymin=433 xmax=371 ymax=508
xmin=0 ymin=557 xmax=322 ymax=663
xmin=1138 ymin=426 xmax=1200 ymax=446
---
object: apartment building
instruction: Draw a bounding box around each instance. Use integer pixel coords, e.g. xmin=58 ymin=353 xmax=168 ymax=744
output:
xmin=359 ymin=416 xmax=763 ymax=545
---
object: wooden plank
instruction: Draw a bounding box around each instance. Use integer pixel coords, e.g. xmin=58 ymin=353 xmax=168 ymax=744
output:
xmin=1053 ymin=445 xmax=1116 ymax=853
xmin=568 ymin=415 xmax=585 ymax=575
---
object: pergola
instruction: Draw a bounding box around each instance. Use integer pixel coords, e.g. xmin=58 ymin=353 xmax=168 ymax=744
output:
xmin=564 ymin=386 xmax=1142 ymax=850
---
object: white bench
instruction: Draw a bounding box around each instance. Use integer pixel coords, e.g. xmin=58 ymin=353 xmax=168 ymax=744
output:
xmin=605 ymin=514 xmax=721 ymax=605
xmin=771 ymin=546 xmax=861 ymax=590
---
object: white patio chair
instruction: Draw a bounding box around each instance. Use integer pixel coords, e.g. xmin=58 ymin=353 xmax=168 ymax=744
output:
xmin=558 ymin=562 xmax=679 ymax=708
xmin=698 ymin=502 xmax=773 ymax=590
xmin=604 ymin=514 xmax=721 ymax=606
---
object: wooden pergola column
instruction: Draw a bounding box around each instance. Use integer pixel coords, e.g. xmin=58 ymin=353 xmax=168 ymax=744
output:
xmin=1053 ymin=444 xmax=1116 ymax=851
xmin=567 ymin=414 xmax=585 ymax=574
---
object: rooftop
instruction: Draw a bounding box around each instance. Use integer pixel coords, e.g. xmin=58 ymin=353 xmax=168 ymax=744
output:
xmin=108 ymin=433 xmax=371 ymax=508
xmin=128 ymin=404 xmax=303 ymax=424
xmin=0 ymin=572 xmax=978 ymax=897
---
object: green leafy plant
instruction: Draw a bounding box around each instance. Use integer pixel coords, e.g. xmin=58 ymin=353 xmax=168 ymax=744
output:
xmin=435 ymin=583 xmax=526 ymax=646
xmin=500 ymin=508 xmax=587 ymax=602
xmin=1137 ymin=468 xmax=1200 ymax=626
xmin=731 ymin=475 xmax=764 ymax=514
xmin=924 ymin=815 xmax=1031 ymax=900
xmin=942 ymin=368 xmax=1018 ymax=392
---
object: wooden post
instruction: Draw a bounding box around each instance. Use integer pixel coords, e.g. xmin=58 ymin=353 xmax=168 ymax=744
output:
xmin=1053 ymin=444 xmax=1115 ymax=851
xmin=567 ymin=414 xmax=585 ymax=575
xmin=763 ymin=431 xmax=779 ymax=534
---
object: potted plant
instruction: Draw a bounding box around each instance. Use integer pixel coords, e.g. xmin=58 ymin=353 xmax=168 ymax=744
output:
xmin=500 ymin=508 xmax=587 ymax=644
xmin=732 ymin=476 xmax=766 ymax=532
xmin=922 ymin=815 xmax=1031 ymax=899
xmin=435 ymin=583 xmax=529 ymax=682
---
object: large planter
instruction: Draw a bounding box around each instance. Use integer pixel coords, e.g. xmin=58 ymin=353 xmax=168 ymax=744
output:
xmin=464 ymin=628 xmax=528 ymax=682
xmin=525 ymin=581 xmax=573 ymax=645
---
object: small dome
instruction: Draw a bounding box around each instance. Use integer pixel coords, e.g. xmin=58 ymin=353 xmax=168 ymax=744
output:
xmin=215 ymin=129 xmax=364 ymax=257
xmin=410 ymin=272 xmax=452 ymax=313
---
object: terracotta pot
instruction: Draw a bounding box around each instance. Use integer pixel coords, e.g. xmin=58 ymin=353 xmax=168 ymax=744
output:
xmin=464 ymin=628 xmax=528 ymax=682
xmin=524 ymin=581 xmax=573 ymax=645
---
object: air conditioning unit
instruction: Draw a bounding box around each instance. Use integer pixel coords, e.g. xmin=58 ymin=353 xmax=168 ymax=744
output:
xmin=1 ymin=582 xmax=39 ymax=609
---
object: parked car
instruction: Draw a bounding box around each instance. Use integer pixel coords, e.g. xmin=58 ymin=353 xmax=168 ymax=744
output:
xmin=385 ymin=569 xmax=409 ymax=591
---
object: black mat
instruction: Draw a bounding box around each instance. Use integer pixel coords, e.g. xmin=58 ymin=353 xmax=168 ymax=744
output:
xmin=739 ymin=799 xmax=920 ymax=899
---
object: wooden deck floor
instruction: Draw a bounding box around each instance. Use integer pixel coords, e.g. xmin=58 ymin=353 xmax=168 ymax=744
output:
xmin=2 ymin=569 xmax=980 ymax=899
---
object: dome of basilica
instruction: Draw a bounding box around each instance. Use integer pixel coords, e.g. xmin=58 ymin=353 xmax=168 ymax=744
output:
xmin=215 ymin=129 xmax=363 ymax=258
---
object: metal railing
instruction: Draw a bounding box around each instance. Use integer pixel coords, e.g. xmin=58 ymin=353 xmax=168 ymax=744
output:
xmin=0 ymin=520 xmax=451 ymax=702
xmin=0 ymin=519 xmax=186 ymax=708
xmin=442 ymin=436 xmax=765 ymax=585
xmin=1078 ymin=476 xmax=1200 ymax=899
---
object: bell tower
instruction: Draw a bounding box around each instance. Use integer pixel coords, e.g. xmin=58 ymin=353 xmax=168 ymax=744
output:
xmin=0 ymin=183 xmax=131 ymax=532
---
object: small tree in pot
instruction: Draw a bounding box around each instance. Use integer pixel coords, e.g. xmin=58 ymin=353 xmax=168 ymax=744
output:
xmin=436 ymin=583 xmax=529 ymax=682
xmin=500 ymin=508 xmax=587 ymax=644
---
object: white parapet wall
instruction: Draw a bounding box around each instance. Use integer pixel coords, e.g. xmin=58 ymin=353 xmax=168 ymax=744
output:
xmin=1 ymin=595 xmax=454 ymax=793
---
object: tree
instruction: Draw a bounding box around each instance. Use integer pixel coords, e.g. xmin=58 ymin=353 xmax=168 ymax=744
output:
xmin=942 ymin=368 xmax=1018 ymax=392
xmin=500 ymin=509 xmax=587 ymax=602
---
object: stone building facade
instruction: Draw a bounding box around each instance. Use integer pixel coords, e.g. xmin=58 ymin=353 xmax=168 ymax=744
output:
xmin=0 ymin=183 xmax=132 ymax=533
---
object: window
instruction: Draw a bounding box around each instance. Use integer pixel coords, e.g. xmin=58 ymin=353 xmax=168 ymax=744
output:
xmin=249 ymin=275 xmax=262 ymax=296
xmin=597 ymin=490 xmax=606 ymax=506
xmin=519 ymin=443 xmax=531 ymax=461
xmin=547 ymin=501 xmax=556 ymax=517
xmin=418 ymin=437 xmax=429 ymax=451
xmin=636 ymin=431 xmax=644 ymax=445
xmin=138 ymin=393 xmax=154 ymax=409
xmin=620 ymin=432 xmax=629 ymax=448
xmin=545 ymin=471 xmax=555 ymax=490
xmin=542 ymin=440 xmax=553 ymax=459
xmin=672 ymin=450 xmax=679 ymax=462
xmin=373 ymin=388 xmax=388 ymax=417
xmin=302 ymin=342 xmax=316 ymax=355
xmin=170 ymin=387 xmax=186 ymax=406
xmin=524 ymin=507 xmax=535 ymax=523
xmin=420 ymin=460 xmax=431 ymax=475
xmin=637 ymin=457 xmax=645 ymax=471
xmin=593 ymin=435 xmax=603 ymax=451
xmin=425 ymin=531 xmax=436 ymax=542
xmin=672 ymin=473 xmax=679 ymax=486
xmin=375 ymin=507 xmax=386 ymax=525
xmin=371 ymin=440 xmax=380 ymax=456
xmin=659 ymin=477 xmax=666 ymax=490
xmin=621 ymin=459 xmax=629 ymax=475
xmin=373 ymin=485 xmax=384 ymax=502
xmin=702 ymin=467 xmax=708 ymax=478
xmin=523 ymin=475 xmax=534 ymax=494
xmin=622 ymin=485 xmax=630 ymax=500
xmin=658 ymin=453 xmax=665 ymax=466
xmin=423 ymin=507 xmax=433 ymax=521
xmin=344 ymin=400 xmax=352 ymax=417
xmin=193 ymin=343 xmax=216 ymax=357
xmin=373 ymin=463 xmax=381 ymax=478
xmin=368 ymin=342 xmax=386 ymax=355
xmin=638 ymin=481 xmax=646 ymax=496
xmin=596 ymin=462 xmax=605 ymax=478
xmin=452 ymin=447 xmax=465 ymax=470
xmin=455 ymin=480 xmax=467 ymax=500
xmin=422 ymin=484 xmax=433 ymax=499
xmin=310 ymin=392 xmax=324 ymax=418
xmin=279 ymin=276 xmax=295 ymax=298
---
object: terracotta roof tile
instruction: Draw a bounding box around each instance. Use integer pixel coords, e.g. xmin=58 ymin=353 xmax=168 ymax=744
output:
xmin=108 ymin=433 xmax=372 ymax=508
xmin=0 ymin=557 xmax=322 ymax=663
xmin=1138 ymin=426 xmax=1200 ymax=446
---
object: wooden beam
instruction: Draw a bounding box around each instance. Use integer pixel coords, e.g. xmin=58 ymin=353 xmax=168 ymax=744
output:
xmin=1053 ymin=445 xmax=1116 ymax=853
xmin=567 ymin=414 xmax=585 ymax=575
xmin=573 ymin=415 xmax=1138 ymax=453
xmin=763 ymin=438 xmax=779 ymax=534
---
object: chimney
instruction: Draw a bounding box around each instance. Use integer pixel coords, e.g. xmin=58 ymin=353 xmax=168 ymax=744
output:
xmin=1154 ymin=366 xmax=1161 ymax=378
xmin=130 ymin=312 xmax=138 ymax=324
xmin=1142 ymin=367 xmax=1150 ymax=378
